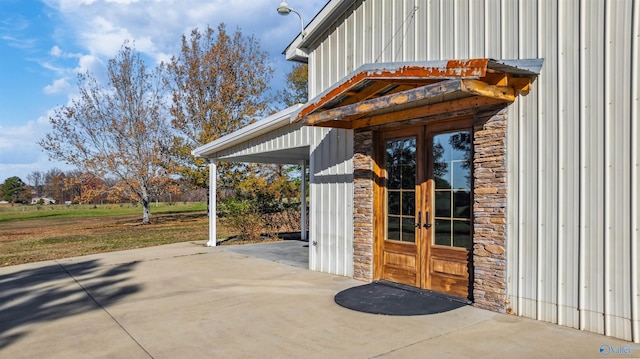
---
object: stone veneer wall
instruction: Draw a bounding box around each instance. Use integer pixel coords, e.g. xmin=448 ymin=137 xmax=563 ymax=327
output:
xmin=350 ymin=109 xmax=509 ymax=312
xmin=352 ymin=130 xmax=375 ymax=282
xmin=472 ymin=109 xmax=508 ymax=312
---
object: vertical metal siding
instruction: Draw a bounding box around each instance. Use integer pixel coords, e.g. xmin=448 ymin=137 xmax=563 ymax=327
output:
xmin=468 ymin=0 xmax=484 ymax=57
xmin=604 ymin=0 xmax=634 ymax=341
xmin=484 ymin=0 xmax=501 ymax=56
xmin=344 ymin=9 xmax=355 ymax=75
xmin=579 ymin=0 xmax=606 ymax=335
xmin=309 ymin=128 xmax=354 ymax=277
xmin=210 ymin=122 xmax=315 ymax=159
xmin=631 ymin=0 xmax=640 ymax=343
xmin=557 ymin=0 xmax=578 ymax=328
xmin=305 ymin=0 xmax=639 ymax=342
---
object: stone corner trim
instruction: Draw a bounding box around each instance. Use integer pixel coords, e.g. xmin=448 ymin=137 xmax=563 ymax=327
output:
xmin=352 ymin=129 xmax=374 ymax=282
xmin=473 ymin=109 xmax=508 ymax=313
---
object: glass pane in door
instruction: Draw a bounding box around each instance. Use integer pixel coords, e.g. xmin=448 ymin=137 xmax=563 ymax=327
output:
xmin=385 ymin=137 xmax=417 ymax=243
xmin=432 ymin=131 xmax=471 ymax=248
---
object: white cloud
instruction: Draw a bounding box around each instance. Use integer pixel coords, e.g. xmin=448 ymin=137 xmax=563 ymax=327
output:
xmin=75 ymin=54 xmax=103 ymax=74
xmin=0 ymin=112 xmax=73 ymax=183
xmin=105 ymin=0 xmax=139 ymax=4
xmin=44 ymin=0 xmax=326 ymax=64
xmin=1 ymin=34 xmax=37 ymax=50
xmin=44 ymin=78 xmax=71 ymax=94
xmin=50 ymin=45 xmax=82 ymax=58
xmin=50 ymin=45 xmax=63 ymax=57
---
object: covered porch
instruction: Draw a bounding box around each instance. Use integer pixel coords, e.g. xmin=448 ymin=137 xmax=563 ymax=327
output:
xmin=192 ymin=105 xmax=312 ymax=246
xmin=192 ymin=104 xmax=350 ymax=273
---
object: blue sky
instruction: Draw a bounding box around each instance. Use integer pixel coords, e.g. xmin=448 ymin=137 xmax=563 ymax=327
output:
xmin=0 ymin=0 xmax=325 ymax=184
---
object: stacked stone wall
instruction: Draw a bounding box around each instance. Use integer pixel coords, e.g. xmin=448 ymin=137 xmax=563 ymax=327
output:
xmin=352 ymin=130 xmax=374 ymax=282
xmin=472 ymin=109 xmax=508 ymax=312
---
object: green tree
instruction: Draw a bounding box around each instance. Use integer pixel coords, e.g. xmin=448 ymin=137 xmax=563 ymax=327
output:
xmin=39 ymin=43 xmax=178 ymax=223
xmin=166 ymin=24 xmax=274 ymax=190
xmin=2 ymin=176 xmax=29 ymax=203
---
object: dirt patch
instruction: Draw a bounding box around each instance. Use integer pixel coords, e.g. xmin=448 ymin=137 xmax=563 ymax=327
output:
xmin=0 ymin=212 xmax=211 ymax=266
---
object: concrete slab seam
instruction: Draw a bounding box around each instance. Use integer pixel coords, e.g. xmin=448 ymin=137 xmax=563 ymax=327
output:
xmin=55 ymin=260 xmax=154 ymax=359
xmin=366 ymin=317 xmax=490 ymax=358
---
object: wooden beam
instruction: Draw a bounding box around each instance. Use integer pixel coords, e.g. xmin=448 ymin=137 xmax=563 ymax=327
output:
xmin=338 ymin=81 xmax=392 ymax=107
xmin=481 ymin=72 xmax=508 ymax=86
xmin=508 ymin=76 xmax=532 ymax=94
xmin=461 ymin=79 xmax=516 ymax=102
xmin=302 ymin=80 xmax=463 ymax=126
xmin=312 ymin=120 xmax=354 ymax=129
xmin=349 ymin=96 xmax=508 ymax=129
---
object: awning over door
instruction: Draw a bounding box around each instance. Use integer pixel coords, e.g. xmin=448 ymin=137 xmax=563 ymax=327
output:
xmin=294 ymin=58 xmax=543 ymax=129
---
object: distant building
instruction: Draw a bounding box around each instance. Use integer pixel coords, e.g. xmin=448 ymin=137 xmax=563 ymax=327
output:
xmin=31 ymin=197 xmax=56 ymax=205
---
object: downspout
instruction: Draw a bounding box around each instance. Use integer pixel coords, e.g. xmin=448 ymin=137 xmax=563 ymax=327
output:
xmin=301 ymin=160 xmax=308 ymax=241
xmin=631 ymin=0 xmax=639 ymax=343
xmin=208 ymin=160 xmax=217 ymax=247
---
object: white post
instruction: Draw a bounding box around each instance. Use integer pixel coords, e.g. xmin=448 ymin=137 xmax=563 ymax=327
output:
xmin=207 ymin=161 xmax=217 ymax=247
xmin=300 ymin=160 xmax=307 ymax=241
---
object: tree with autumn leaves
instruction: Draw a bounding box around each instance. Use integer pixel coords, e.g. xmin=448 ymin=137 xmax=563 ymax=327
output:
xmin=166 ymin=24 xmax=274 ymax=192
xmin=276 ymin=63 xmax=308 ymax=108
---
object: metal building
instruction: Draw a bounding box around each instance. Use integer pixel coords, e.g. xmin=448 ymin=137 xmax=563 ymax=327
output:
xmin=195 ymin=0 xmax=639 ymax=343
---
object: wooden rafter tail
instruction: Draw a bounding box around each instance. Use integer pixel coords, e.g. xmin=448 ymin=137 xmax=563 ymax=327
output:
xmin=508 ymin=76 xmax=532 ymax=95
xmin=460 ymin=79 xmax=516 ymax=102
xmin=481 ymin=72 xmax=509 ymax=86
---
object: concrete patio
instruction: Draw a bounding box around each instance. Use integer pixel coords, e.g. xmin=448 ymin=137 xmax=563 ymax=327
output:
xmin=0 ymin=241 xmax=636 ymax=358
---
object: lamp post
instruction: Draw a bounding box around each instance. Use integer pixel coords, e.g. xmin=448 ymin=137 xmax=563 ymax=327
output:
xmin=277 ymin=0 xmax=305 ymax=38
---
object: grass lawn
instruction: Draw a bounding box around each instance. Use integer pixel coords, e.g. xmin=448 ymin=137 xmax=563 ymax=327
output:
xmin=0 ymin=202 xmax=238 ymax=267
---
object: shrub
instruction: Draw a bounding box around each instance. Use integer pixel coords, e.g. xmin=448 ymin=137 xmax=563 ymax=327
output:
xmin=220 ymin=198 xmax=264 ymax=241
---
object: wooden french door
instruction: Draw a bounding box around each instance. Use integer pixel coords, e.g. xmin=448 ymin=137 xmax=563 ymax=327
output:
xmin=374 ymin=119 xmax=473 ymax=298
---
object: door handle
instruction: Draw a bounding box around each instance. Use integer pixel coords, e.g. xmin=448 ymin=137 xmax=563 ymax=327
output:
xmin=424 ymin=211 xmax=432 ymax=229
xmin=415 ymin=211 xmax=421 ymax=228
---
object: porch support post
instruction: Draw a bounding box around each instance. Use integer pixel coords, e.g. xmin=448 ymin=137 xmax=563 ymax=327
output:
xmin=300 ymin=160 xmax=308 ymax=241
xmin=207 ymin=160 xmax=217 ymax=247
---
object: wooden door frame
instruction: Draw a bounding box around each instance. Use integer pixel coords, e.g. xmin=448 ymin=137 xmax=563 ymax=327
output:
xmin=373 ymin=116 xmax=475 ymax=297
xmin=373 ymin=126 xmax=425 ymax=285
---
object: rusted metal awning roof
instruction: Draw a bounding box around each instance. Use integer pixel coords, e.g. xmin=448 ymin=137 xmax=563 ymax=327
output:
xmin=293 ymin=58 xmax=543 ymax=129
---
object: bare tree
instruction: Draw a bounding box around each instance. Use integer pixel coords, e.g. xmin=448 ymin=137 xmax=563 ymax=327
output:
xmin=43 ymin=168 xmax=65 ymax=202
xmin=26 ymin=170 xmax=44 ymax=197
xmin=166 ymin=24 xmax=274 ymax=189
xmin=39 ymin=43 xmax=177 ymax=223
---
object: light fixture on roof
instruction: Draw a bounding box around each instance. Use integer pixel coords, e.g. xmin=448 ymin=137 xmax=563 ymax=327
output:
xmin=277 ymin=0 xmax=306 ymax=38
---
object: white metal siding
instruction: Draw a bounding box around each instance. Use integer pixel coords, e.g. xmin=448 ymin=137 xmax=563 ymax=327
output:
xmin=304 ymin=0 xmax=640 ymax=342
xmin=309 ymin=128 xmax=354 ymax=276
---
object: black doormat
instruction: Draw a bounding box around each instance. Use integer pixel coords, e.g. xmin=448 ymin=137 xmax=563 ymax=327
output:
xmin=334 ymin=281 xmax=469 ymax=316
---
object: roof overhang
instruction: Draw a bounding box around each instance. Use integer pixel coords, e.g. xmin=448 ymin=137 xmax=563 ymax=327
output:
xmin=210 ymin=147 xmax=310 ymax=165
xmin=283 ymin=0 xmax=351 ymax=63
xmin=192 ymin=104 xmax=303 ymax=159
xmin=293 ymin=58 xmax=543 ymax=129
